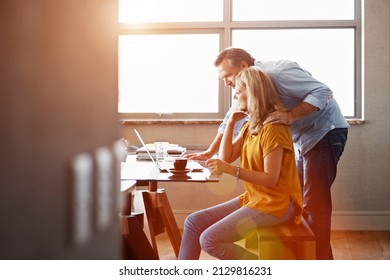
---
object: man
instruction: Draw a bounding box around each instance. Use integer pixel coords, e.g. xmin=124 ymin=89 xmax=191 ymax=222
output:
xmin=188 ymin=47 xmax=349 ymax=259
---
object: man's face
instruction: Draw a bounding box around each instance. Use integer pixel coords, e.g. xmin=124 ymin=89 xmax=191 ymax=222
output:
xmin=217 ymin=59 xmax=247 ymax=89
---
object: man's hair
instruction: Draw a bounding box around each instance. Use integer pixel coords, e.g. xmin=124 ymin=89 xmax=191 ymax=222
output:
xmin=213 ymin=47 xmax=256 ymax=67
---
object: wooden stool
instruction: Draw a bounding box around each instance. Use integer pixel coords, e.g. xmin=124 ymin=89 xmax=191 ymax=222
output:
xmin=255 ymin=218 xmax=316 ymax=260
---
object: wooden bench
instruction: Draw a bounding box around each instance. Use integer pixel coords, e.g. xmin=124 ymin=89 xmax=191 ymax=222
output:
xmin=256 ymin=218 xmax=316 ymax=260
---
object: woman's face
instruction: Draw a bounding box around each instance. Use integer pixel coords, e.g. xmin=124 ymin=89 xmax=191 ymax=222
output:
xmin=234 ymin=86 xmax=248 ymax=111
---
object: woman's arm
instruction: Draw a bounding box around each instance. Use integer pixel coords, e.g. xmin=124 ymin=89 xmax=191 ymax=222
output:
xmin=239 ymin=147 xmax=283 ymax=187
xmin=218 ymin=111 xmax=246 ymax=163
xmin=207 ymin=146 xmax=284 ymax=188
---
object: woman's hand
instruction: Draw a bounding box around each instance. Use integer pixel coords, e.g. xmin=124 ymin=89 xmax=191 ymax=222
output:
xmin=206 ymin=158 xmax=235 ymax=175
xmin=230 ymin=110 xmax=248 ymax=125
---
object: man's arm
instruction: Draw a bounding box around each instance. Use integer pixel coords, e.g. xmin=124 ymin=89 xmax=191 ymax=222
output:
xmin=262 ymin=61 xmax=330 ymax=125
xmin=263 ymin=102 xmax=319 ymax=125
xmin=186 ymin=102 xmax=242 ymax=160
xmin=186 ymin=133 xmax=222 ymax=160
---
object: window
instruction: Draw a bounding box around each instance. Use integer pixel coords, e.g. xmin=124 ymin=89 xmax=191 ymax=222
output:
xmin=232 ymin=0 xmax=355 ymax=21
xmin=233 ymin=29 xmax=355 ymax=116
xmin=118 ymin=0 xmax=362 ymax=120
xmin=118 ymin=34 xmax=219 ymax=114
xmin=119 ymin=0 xmax=223 ymax=23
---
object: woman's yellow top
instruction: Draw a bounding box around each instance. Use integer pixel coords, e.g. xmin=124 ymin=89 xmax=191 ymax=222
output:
xmin=239 ymin=123 xmax=303 ymax=223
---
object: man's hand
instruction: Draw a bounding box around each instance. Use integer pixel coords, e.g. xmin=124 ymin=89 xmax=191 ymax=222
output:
xmin=263 ymin=111 xmax=293 ymax=125
xmin=264 ymin=102 xmax=319 ymax=125
xmin=186 ymin=150 xmax=214 ymax=161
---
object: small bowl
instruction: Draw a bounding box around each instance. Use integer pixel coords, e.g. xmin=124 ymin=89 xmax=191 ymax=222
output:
xmin=173 ymin=158 xmax=187 ymax=170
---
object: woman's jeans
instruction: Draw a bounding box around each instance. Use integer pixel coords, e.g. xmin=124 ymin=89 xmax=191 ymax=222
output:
xmin=178 ymin=197 xmax=296 ymax=260
xmin=296 ymin=128 xmax=348 ymax=260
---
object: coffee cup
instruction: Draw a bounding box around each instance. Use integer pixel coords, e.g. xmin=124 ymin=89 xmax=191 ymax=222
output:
xmin=173 ymin=158 xmax=187 ymax=170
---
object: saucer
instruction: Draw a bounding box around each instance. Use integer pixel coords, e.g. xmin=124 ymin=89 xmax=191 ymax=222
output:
xmin=168 ymin=168 xmax=191 ymax=175
xmin=168 ymin=174 xmax=191 ymax=180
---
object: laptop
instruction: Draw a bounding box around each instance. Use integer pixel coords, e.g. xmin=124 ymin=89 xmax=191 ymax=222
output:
xmin=134 ymin=129 xmax=171 ymax=171
xmin=133 ymin=129 xmax=204 ymax=172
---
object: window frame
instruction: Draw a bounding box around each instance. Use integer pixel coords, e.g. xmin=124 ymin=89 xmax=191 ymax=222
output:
xmin=118 ymin=0 xmax=363 ymax=121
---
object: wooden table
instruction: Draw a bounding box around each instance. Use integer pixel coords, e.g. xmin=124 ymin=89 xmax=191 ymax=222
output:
xmin=121 ymin=155 xmax=221 ymax=259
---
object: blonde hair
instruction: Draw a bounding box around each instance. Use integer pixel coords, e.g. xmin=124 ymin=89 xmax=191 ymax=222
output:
xmin=235 ymin=66 xmax=286 ymax=135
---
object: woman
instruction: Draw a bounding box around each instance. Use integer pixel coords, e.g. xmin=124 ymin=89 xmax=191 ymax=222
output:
xmin=178 ymin=67 xmax=303 ymax=260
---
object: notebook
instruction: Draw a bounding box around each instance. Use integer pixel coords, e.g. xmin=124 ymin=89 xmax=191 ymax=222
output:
xmin=133 ymin=129 xmax=204 ymax=172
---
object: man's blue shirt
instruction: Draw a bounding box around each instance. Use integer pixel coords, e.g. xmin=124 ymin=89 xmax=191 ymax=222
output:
xmin=256 ymin=60 xmax=349 ymax=155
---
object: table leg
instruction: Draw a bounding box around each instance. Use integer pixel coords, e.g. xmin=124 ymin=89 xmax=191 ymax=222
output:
xmin=120 ymin=181 xmax=157 ymax=260
xmin=120 ymin=214 xmax=158 ymax=260
xmin=142 ymin=182 xmax=182 ymax=258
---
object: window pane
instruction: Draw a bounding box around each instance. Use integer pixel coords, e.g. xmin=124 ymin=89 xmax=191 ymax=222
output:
xmin=119 ymin=0 xmax=223 ymax=23
xmin=118 ymin=34 xmax=220 ymax=114
xmin=233 ymin=0 xmax=355 ymax=21
xmin=233 ymin=29 xmax=355 ymax=116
